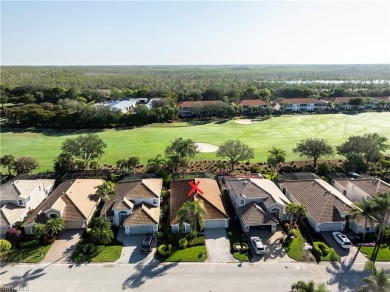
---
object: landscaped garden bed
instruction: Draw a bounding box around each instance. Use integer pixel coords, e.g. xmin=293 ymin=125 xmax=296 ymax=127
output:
xmin=71 ymin=238 xmax=123 ymax=263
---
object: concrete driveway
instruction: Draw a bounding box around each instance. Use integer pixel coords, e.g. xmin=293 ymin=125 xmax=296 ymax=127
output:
xmin=116 ymin=229 xmax=156 ymax=264
xmin=321 ymin=232 xmax=367 ymax=264
xmin=42 ymin=229 xmax=83 ymax=263
xmin=249 ymin=226 xmax=292 ymax=263
xmin=204 ymin=228 xmax=235 ymax=263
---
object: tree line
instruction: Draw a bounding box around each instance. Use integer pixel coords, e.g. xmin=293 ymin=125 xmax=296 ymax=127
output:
xmin=1 ymin=133 xmax=388 ymax=178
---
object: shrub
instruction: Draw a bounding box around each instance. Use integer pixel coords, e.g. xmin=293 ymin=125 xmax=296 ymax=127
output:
xmin=178 ymin=238 xmax=188 ymax=249
xmin=330 ymin=250 xmax=339 ymax=261
xmin=20 ymin=239 xmax=40 ymax=249
xmin=187 ymin=236 xmax=205 ymax=247
xmin=82 ymin=243 xmax=97 ymax=255
xmin=284 ymin=223 xmax=290 ymax=231
xmin=157 ymin=231 xmax=163 ymax=238
xmin=161 ymin=189 xmax=168 ymax=198
xmin=241 ymin=242 xmax=249 ymax=251
xmin=227 ymin=231 xmax=233 ymax=237
xmin=157 ymin=244 xmax=172 ymax=257
xmin=313 ymin=242 xmax=330 ymax=257
xmin=292 ymin=223 xmax=299 ymax=230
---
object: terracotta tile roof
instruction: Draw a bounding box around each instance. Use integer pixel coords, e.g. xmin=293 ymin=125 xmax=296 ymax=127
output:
xmin=178 ymin=100 xmax=225 ymax=108
xmin=22 ymin=179 xmax=102 ymax=226
xmin=239 ymin=100 xmax=269 ymax=106
xmin=124 ymin=203 xmax=159 ymax=226
xmin=348 ymin=179 xmax=390 ymax=197
xmin=281 ymin=179 xmax=353 ymax=223
xmin=170 ymin=178 xmax=229 ymax=224
xmin=373 ymin=96 xmax=390 ymax=101
xmin=237 ymin=202 xmax=278 ymax=226
xmin=282 ymin=98 xmax=324 ymax=104
xmin=334 ymin=179 xmax=349 ymax=188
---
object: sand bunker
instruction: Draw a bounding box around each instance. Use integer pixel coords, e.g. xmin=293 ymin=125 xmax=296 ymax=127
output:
xmin=196 ymin=143 xmax=219 ymax=153
xmin=234 ymin=119 xmax=255 ymax=124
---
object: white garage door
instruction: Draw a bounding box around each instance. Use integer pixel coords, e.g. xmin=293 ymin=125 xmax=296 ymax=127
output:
xmin=204 ymin=220 xmax=227 ymax=229
xmin=319 ymin=222 xmax=344 ymax=232
xmin=128 ymin=225 xmax=155 ymax=235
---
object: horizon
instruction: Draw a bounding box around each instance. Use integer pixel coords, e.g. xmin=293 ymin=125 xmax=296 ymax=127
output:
xmin=2 ymin=1 xmax=389 ymax=66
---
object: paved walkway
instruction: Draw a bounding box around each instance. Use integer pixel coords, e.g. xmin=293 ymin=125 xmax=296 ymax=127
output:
xmin=321 ymin=232 xmax=368 ymax=264
xmin=204 ymin=229 xmax=235 ymax=263
xmin=116 ymin=229 xmax=155 ymax=264
xmin=42 ymin=229 xmax=83 ymax=263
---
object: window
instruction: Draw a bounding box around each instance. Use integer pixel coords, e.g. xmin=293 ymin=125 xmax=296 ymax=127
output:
xmin=343 ymin=190 xmax=347 ymax=196
xmin=49 ymin=213 xmax=58 ymax=218
xmin=25 ymin=196 xmax=30 ymax=203
xmin=300 ymin=104 xmax=307 ymax=106
xmin=239 ymin=199 xmax=245 ymax=206
xmin=18 ymin=200 xmax=23 ymax=206
xmin=153 ymin=199 xmax=157 ymax=205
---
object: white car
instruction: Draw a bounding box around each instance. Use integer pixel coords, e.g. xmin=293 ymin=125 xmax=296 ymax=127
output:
xmin=250 ymin=236 xmax=266 ymax=255
xmin=332 ymin=231 xmax=352 ymax=249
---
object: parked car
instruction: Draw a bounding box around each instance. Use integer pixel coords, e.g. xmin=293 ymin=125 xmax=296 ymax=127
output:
xmin=141 ymin=233 xmax=156 ymax=253
xmin=250 ymin=236 xmax=265 ymax=255
xmin=332 ymin=231 xmax=352 ymax=249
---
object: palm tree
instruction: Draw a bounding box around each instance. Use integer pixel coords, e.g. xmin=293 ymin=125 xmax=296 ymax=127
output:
xmin=176 ymin=201 xmax=206 ymax=235
xmin=147 ymin=154 xmax=166 ymax=175
xmin=291 ymin=280 xmax=329 ymax=292
xmin=372 ymin=192 xmax=390 ymax=242
xmin=350 ymin=199 xmax=376 ymax=241
xmin=89 ymin=218 xmax=114 ymax=245
xmin=267 ymin=147 xmax=286 ymax=177
xmin=95 ymin=181 xmax=115 ymax=201
xmin=286 ymin=203 xmax=307 ymax=227
xmin=46 ymin=218 xmax=65 ymax=237
xmin=358 ymin=261 xmax=390 ymax=292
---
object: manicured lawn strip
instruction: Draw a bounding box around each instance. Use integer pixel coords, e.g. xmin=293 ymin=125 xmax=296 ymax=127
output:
xmin=161 ymin=245 xmax=207 ymax=262
xmin=284 ymin=229 xmax=305 ymax=261
xmin=72 ymin=239 xmax=123 ymax=262
xmin=1 ymin=244 xmax=52 ymax=263
xmin=1 ymin=112 xmax=389 ymax=172
xmin=360 ymin=246 xmax=390 ymax=261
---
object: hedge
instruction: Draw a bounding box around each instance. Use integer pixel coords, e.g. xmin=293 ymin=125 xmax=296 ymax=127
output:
xmin=187 ymin=236 xmax=205 ymax=247
xmin=20 ymin=239 xmax=40 ymax=249
xmin=313 ymin=242 xmax=330 ymax=256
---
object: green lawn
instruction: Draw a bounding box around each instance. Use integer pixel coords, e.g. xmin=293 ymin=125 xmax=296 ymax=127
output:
xmin=72 ymin=239 xmax=123 ymax=262
xmin=360 ymin=246 xmax=390 ymax=261
xmin=1 ymin=244 xmax=52 ymax=263
xmin=160 ymin=245 xmax=207 ymax=262
xmin=1 ymin=112 xmax=389 ymax=172
xmin=284 ymin=229 xmax=306 ymax=261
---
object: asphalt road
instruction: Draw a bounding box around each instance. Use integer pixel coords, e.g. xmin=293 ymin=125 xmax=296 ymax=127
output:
xmin=2 ymin=259 xmax=390 ymax=292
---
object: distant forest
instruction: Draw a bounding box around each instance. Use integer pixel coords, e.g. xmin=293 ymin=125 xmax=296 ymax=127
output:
xmin=1 ymin=64 xmax=389 ymax=129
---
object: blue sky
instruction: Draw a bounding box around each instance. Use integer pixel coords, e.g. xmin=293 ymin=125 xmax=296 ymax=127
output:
xmin=1 ymin=1 xmax=389 ymax=65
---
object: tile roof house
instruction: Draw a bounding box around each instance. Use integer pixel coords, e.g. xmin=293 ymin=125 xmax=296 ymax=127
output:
xmin=321 ymin=97 xmax=378 ymax=110
xmin=279 ymin=177 xmax=377 ymax=234
xmin=331 ymin=177 xmax=390 ymax=203
xmin=225 ymin=178 xmax=290 ymax=233
xmin=177 ymin=100 xmax=226 ymax=117
xmin=281 ymin=98 xmax=324 ymax=112
xmin=0 ymin=178 xmax=55 ymax=236
xmin=170 ymin=178 xmax=229 ymax=233
xmin=238 ymin=100 xmax=270 ymax=114
xmin=22 ymin=179 xmax=103 ymax=234
xmin=100 ymin=179 xmax=162 ymax=235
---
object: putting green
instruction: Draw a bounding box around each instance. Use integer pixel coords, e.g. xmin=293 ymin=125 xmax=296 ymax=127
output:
xmin=1 ymin=112 xmax=389 ymax=172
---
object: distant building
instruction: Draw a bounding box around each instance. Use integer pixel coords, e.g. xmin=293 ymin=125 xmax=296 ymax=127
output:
xmin=281 ymin=98 xmax=324 ymax=112
xmin=238 ymin=100 xmax=270 ymax=114
xmin=177 ymin=100 xmax=226 ymax=117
